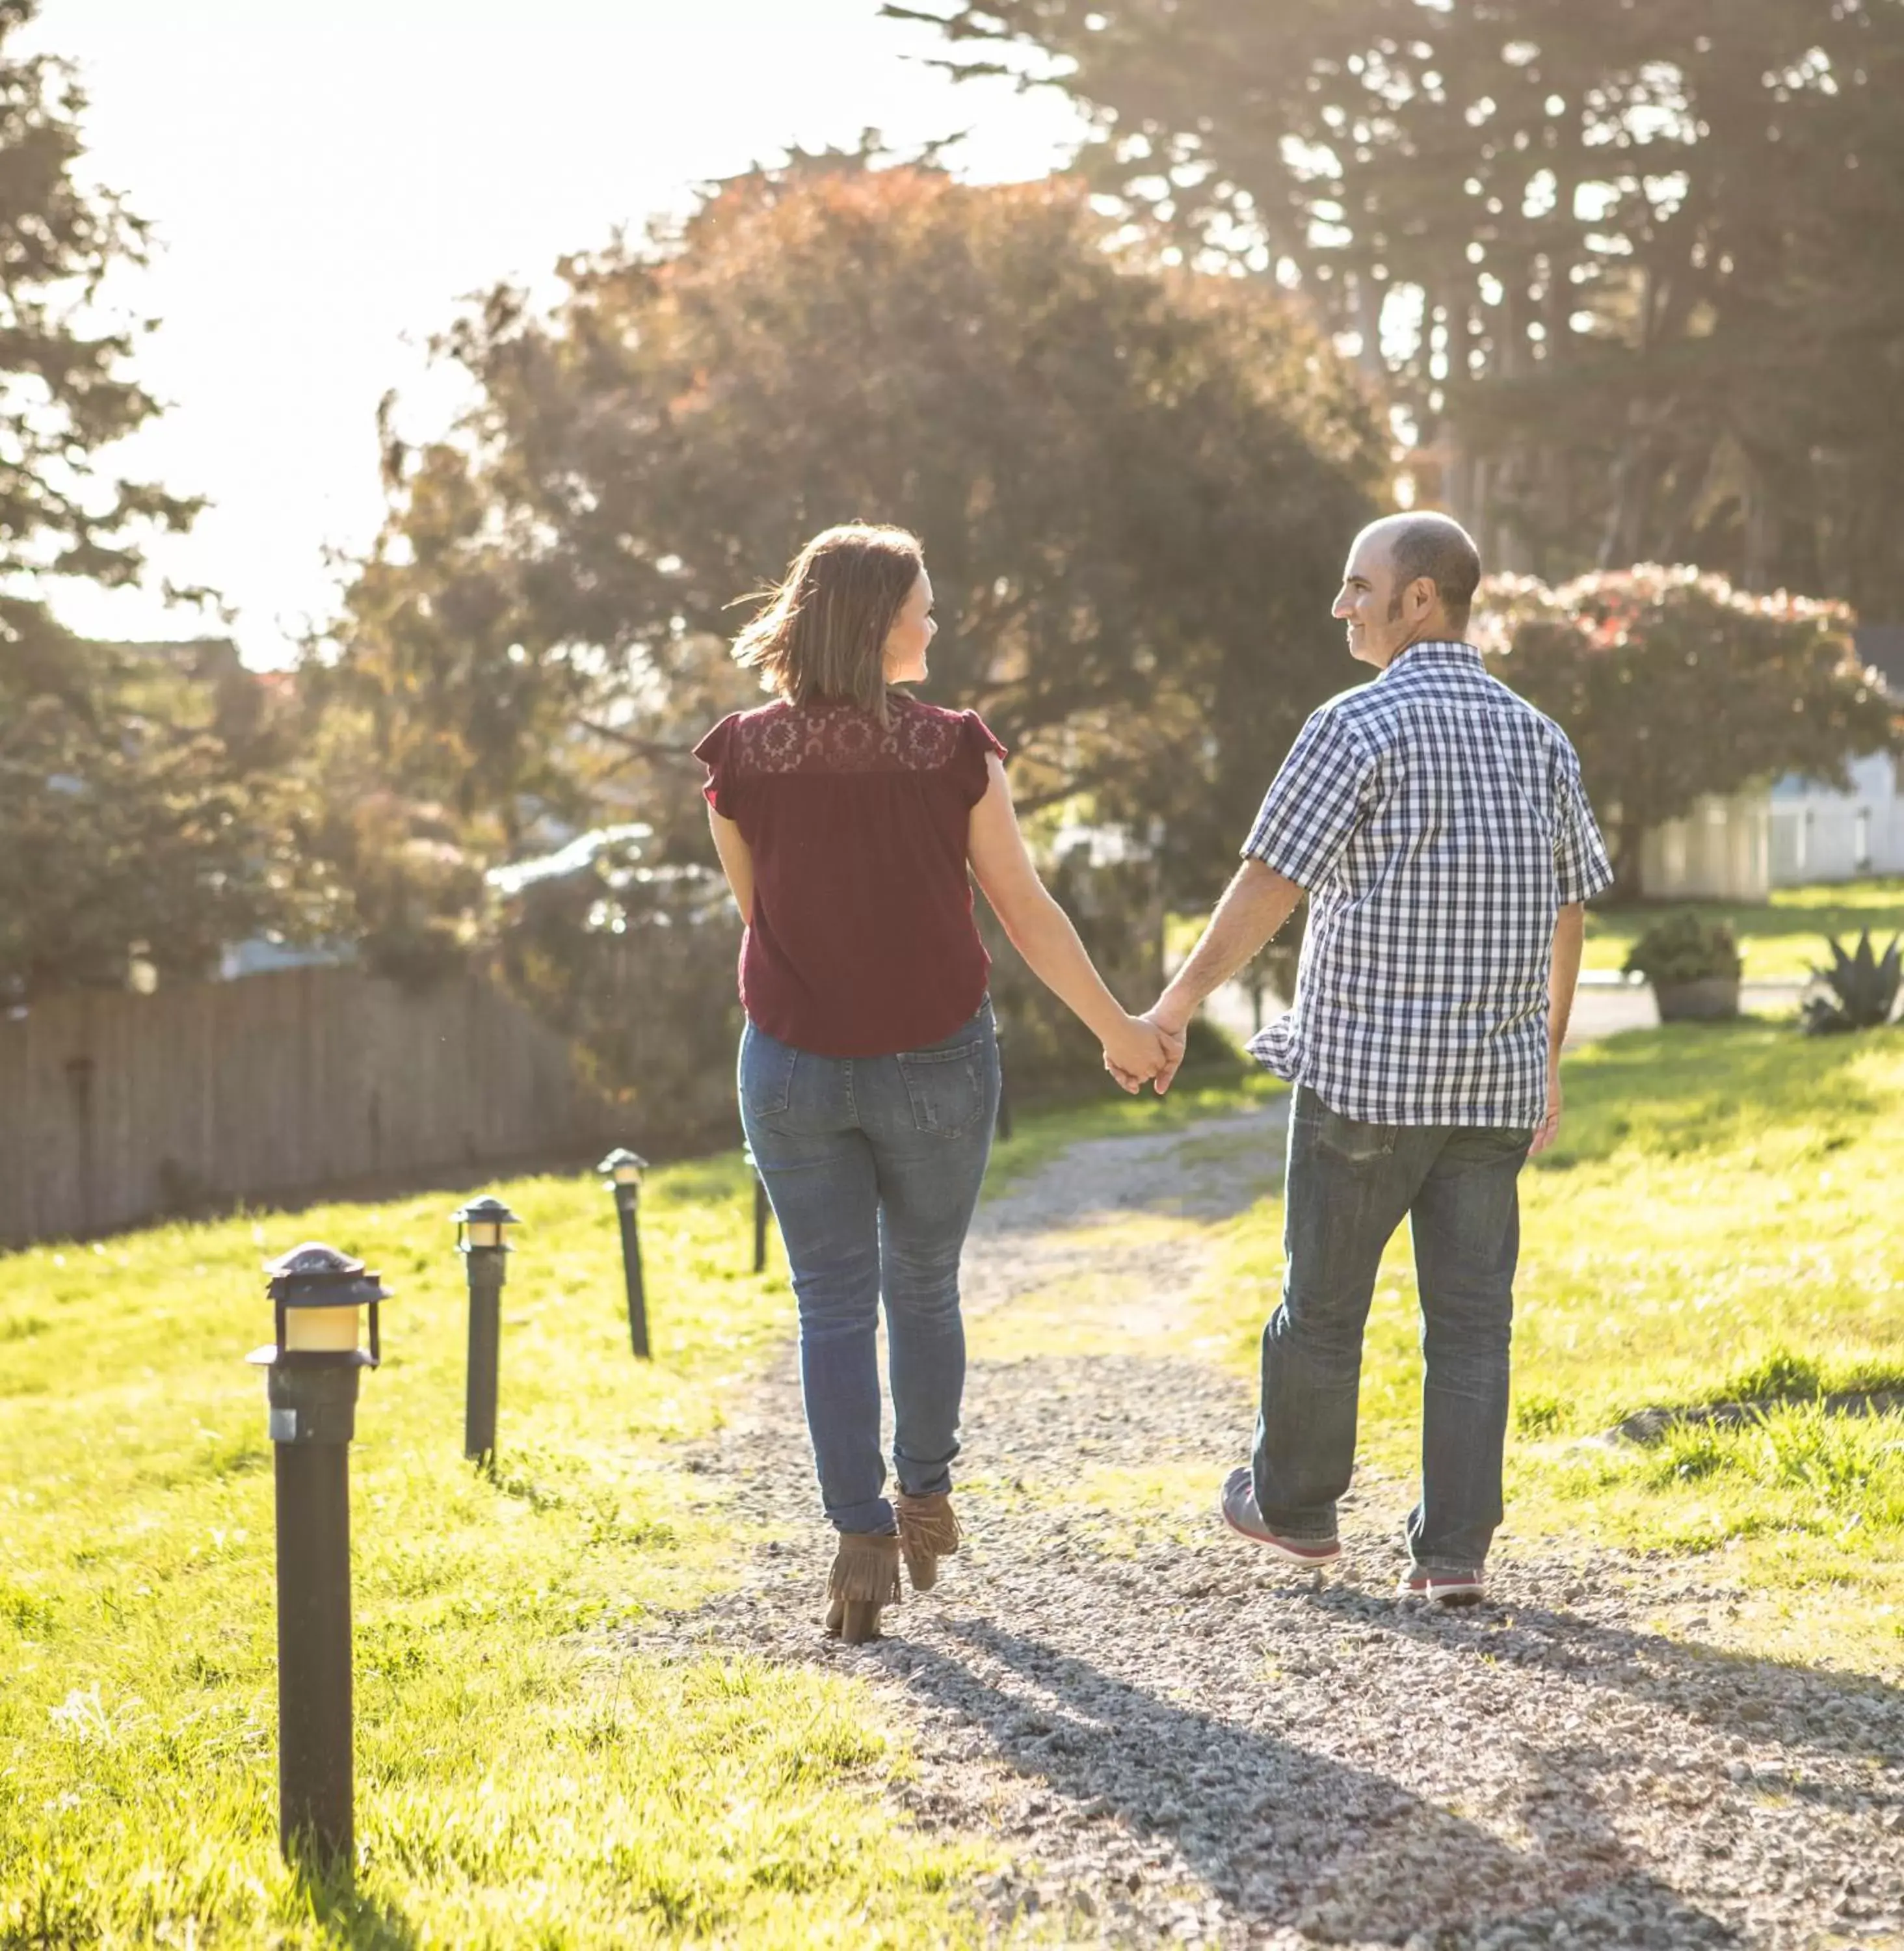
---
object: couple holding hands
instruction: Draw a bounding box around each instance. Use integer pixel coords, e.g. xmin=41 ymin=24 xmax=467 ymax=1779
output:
xmin=698 ymin=513 xmax=1609 ymax=1641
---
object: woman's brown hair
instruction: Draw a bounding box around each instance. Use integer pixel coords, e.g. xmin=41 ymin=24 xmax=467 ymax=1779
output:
xmin=732 ymin=523 xmax=923 ymax=719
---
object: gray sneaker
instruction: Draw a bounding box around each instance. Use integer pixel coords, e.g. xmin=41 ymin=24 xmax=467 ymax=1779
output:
xmin=1219 ymin=1466 xmax=1342 ymax=1564
xmin=1397 ymin=1567 xmax=1487 ymax=1606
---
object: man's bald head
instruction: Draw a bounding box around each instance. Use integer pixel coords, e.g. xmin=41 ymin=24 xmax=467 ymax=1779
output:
xmin=1360 ymin=512 xmax=1483 ymax=635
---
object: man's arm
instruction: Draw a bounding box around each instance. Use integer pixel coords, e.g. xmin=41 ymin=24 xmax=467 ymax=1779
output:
xmin=1141 ymin=862 xmax=1304 ymax=1087
xmin=1532 ymin=901 xmax=1585 ymax=1156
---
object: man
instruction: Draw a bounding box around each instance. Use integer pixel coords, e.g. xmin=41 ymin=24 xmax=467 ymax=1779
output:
xmin=1144 ymin=512 xmax=1611 ymax=1605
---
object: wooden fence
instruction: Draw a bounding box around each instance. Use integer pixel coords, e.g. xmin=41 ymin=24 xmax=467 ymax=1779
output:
xmin=0 ymin=966 xmax=629 ymax=1249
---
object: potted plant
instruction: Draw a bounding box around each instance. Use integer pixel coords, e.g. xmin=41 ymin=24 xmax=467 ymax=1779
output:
xmin=1622 ymin=913 xmax=1743 ymax=1022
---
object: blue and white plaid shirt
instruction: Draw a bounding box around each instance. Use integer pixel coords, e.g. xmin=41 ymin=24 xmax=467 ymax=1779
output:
xmin=1244 ymin=640 xmax=1613 ymax=1127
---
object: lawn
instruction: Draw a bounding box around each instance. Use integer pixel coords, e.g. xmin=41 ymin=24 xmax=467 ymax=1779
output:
xmin=0 ymin=1151 xmax=1001 ymax=1948
xmin=1582 ymin=877 xmax=1904 ymax=980
xmin=1193 ymin=1022 xmax=1904 ymax=1674
xmin=0 ymin=1063 xmax=1258 ymax=1950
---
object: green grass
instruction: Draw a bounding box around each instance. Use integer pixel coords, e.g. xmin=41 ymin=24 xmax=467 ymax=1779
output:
xmin=985 ymin=1057 xmax=1281 ymax=1192
xmin=0 ymin=1151 xmax=1001 ymax=1947
xmin=1190 ymin=1022 xmax=1904 ymax=1672
xmin=1583 ymin=878 xmax=1904 ymax=980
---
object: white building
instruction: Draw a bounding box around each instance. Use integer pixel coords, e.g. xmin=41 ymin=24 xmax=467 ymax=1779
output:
xmin=1640 ymin=628 xmax=1904 ymax=899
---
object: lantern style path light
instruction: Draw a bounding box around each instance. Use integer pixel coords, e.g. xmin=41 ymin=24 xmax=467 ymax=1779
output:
xmin=994 ymin=1024 xmax=1014 ymax=1142
xmin=597 ymin=1148 xmax=650 ymax=1358
xmin=745 ymin=1141 xmax=773 ymax=1275
xmin=246 ymin=1241 xmax=389 ymax=1874
xmin=453 ymin=1195 xmax=520 ymax=1463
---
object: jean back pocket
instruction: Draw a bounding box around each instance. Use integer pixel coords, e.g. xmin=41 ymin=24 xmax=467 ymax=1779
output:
xmin=896 ymin=1041 xmax=986 ymax=1137
xmin=739 ymin=1026 xmax=798 ymax=1121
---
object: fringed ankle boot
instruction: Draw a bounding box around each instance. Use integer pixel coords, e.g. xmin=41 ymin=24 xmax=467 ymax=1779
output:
xmin=824 ymin=1530 xmax=903 ymax=1643
xmin=895 ymin=1491 xmax=961 ymax=1593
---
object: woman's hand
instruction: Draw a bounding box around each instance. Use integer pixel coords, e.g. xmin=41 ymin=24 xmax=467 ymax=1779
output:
xmin=1101 ymin=1013 xmax=1179 ymax=1094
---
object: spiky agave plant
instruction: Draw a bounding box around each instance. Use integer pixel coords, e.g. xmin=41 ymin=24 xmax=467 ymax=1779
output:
xmin=1801 ymin=929 xmax=1903 ymax=1034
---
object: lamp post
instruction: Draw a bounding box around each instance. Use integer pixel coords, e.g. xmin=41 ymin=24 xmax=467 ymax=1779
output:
xmin=247 ymin=1241 xmax=389 ymax=1874
xmin=744 ymin=1141 xmax=771 ymax=1275
xmin=994 ymin=1024 xmax=1014 ymax=1141
xmin=596 ymin=1148 xmax=650 ymax=1359
xmin=452 ymin=1195 xmax=520 ymax=1463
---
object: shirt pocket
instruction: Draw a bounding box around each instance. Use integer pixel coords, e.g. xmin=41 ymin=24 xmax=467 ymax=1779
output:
xmin=896 ymin=1040 xmax=986 ymax=1138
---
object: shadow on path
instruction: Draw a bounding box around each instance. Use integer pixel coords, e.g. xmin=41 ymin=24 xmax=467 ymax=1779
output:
xmin=893 ymin=1616 xmax=1737 ymax=1945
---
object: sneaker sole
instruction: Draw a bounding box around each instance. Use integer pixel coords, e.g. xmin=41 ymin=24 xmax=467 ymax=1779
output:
xmin=1221 ymin=1505 xmax=1342 ymax=1564
xmin=1399 ymin=1578 xmax=1487 ymax=1606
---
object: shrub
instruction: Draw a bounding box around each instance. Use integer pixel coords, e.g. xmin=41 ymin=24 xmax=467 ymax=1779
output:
xmin=1622 ymin=913 xmax=1743 ymax=987
xmin=1801 ymin=930 xmax=1902 ymax=1035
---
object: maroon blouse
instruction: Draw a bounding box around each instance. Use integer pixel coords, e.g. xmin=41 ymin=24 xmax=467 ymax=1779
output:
xmin=694 ymin=697 xmax=1007 ymax=1057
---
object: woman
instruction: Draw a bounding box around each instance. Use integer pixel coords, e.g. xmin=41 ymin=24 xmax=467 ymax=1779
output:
xmin=696 ymin=522 xmax=1172 ymax=1641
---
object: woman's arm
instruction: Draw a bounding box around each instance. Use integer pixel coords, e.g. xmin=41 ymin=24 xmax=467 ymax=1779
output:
xmin=707 ymin=806 xmax=754 ymax=923
xmin=966 ymin=753 xmax=1174 ymax=1088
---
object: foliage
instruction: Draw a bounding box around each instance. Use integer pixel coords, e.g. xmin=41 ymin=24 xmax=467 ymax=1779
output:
xmin=1480 ymin=565 xmax=1897 ymax=894
xmin=0 ymin=1156 xmax=994 ymax=1944
xmin=1621 ymin=912 xmax=1741 ymax=988
xmin=0 ymin=625 xmax=337 ymax=999
xmin=1582 ymin=879 xmax=1904 ymax=982
xmin=0 ymin=5 xmax=243 ymax=998
xmin=0 ymin=4 xmax=199 ymax=599
xmin=323 ymin=152 xmax=1384 ymax=914
xmin=897 ymin=0 xmax=1904 ymax=612
xmin=1801 ymin=929 xmax=1903 ymax=1035
xmin=491 ymin=832 xmax=743 ymax=1136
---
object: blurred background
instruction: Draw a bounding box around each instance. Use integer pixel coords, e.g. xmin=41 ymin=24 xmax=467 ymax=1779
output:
xmin=6 ymin=0 xmax=1903 ymax=1241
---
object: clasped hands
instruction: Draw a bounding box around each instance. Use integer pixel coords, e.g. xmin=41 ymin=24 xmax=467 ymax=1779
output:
xmin=1102 ymin=1007 xmax=1188 ymax=1096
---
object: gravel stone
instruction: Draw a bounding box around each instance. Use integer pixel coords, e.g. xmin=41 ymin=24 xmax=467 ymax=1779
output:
xmin=633 ymin=1101 xmax=1904 ymax=1947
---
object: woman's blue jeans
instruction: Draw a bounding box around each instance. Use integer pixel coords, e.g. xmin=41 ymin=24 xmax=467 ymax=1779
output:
xmin=739 ymin=1002 xmax=1000 ymax=1535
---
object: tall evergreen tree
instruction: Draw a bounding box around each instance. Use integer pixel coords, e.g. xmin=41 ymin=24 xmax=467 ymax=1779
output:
xmin=895 ymin=1 xmax=1904 ymax=614
xmin=0 ymin=5 xmax=313 ymax=998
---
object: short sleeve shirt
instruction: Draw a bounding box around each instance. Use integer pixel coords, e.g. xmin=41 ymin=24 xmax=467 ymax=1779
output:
xmin=1243 ymin=641 xmax=1613 ymax=1126
xmin=694 ymin=696 xmax=1007 ymax=1057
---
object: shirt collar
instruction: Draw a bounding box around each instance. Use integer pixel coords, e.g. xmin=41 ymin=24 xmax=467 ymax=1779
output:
xmin=1377 ymin=639 xmax=1485 ymax=682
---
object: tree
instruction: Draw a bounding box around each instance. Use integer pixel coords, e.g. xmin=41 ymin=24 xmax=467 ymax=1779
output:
xmin=0 ymin=3 xmax=200 ymax=628
xmin=323 ymin=153 xmax=1385 ymax=910
xmin=0 ymin=4 xmax=256 ymax=997
xmin=895 ymin=1 xmax=1904 ymax=614
xmin=0 ymin=623 xmax=331 ymax=998
xmin=1480 ymin=565 xmax=1899 ymax=896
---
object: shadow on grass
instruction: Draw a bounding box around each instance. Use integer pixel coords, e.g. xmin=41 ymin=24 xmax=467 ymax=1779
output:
xmin=1535 ymin=1022 xmax=1887 ymax=1171
xmin=292 ymin=1857 xmax=419 ymax=1951
xmin=897 ymin=1619 xmax=1734 ymax=1944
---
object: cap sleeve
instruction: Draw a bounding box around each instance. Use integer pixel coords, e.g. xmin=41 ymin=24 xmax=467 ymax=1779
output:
xmin=693 ymin=715 xmax=742 ymax=820
xmin=954 ymin=710 xmax=1008 ymax=808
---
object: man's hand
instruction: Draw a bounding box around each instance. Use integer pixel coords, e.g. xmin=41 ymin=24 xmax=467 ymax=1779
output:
xmin=1102 ymin=1013 xmax=1188 ymax=1095
xmin=1530 ymin=1059 xmax=1563 ymax=1156
xmin=1144 ymin=1009 xmax=1188 ymax=1095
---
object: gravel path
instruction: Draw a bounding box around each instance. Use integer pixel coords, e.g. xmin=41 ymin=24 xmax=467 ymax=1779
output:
xmin=641 ymin=1105 xmax=1904 ymax=1949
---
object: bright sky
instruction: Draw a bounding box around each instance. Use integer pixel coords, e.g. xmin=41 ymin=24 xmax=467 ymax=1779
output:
xmin=25 ymin=1 xmax=1085 ymax=667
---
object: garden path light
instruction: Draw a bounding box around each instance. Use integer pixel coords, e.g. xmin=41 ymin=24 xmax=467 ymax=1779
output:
xmin=453 ymin=1195 xmax=520 ymax=1462
xmin=248 ymin=1241 xmax=389 ymax=1874
xmin=597 ymin=1148 xmax=650 ymax=1358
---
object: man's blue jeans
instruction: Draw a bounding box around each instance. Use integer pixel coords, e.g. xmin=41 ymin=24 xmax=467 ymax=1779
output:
xmin=739 ymin=1003 xmax=999 ymax=1535
xmin=1256 ymin=1086 xmax=1534 ymax=1575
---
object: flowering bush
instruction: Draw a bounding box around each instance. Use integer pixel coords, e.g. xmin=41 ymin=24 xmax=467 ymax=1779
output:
xmin=1479 ymin=566 xmax=1897 ymax=897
